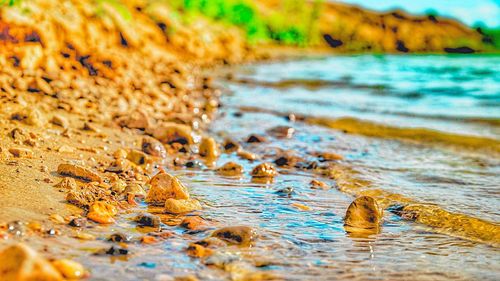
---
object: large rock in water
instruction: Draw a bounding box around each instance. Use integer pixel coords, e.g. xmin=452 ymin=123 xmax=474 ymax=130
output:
xmin=0 ymin=243 xmax=63 ymax=281
xmin=344 ymin=196 xmax=383 ymax=230
xmin=146 ymin=172 xmax=190 ymax=205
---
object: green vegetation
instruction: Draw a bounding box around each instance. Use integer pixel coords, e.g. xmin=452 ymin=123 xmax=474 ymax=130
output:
xmin=169 ymin=0 xmax=323 ymax=46
xmin=476 ymin=26 xmax=500 ymax=49
xmin=0 ymin=0 xmax=20 ymax=6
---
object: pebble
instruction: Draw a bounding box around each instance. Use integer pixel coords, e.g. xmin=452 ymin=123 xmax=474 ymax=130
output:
xmin=216 ymin=162 xmax=243 ymax=177
xmin=11 ymin=108 xmax=45 ymax=127
xmin=68 ymin=217 xmax=87 ymax=228
xmin=146 ymin=172 xmax=190 ymax=205
xmin=316 ymin=152 xmax=344 ymax=161
xmin=108 ymin=232 xmax=131 ymax=243
xmin=51 ymin=115 xmax=69 ymax=128
xmin=180 ymin=216 xmax=205 ymax=230
xmin=266 ymin=125 xmax=295 ymax=138
xmin=8 ymin=147 xmax=33 ymax=158
xmin=251 ymin=163 xmax=278 ymax=178
xmin=58 ymin=145 xmax=75 ymax=153
xmin=246 ymin=134 xmax=267 ymax=143
xmin=211 ymin=226 xmax=257 ymax=246
xmin=199 ymin=137 xmax=219 ymax=159
xmin=51 ymin=259 xmax=85 ymax=279
xmin=87 ymin=202 xmax=117 ymax=224
xmin=142 ymin=136 xmax=167 ymax=158
xmin=164 ymin=198 xmax=202 ymax=214
xmin=127 ymin=149 xmax=149 ymax=165
xmin=310 ymin=179 xmax=330 ymax=190
xmin=135 ymin=213 xmax=161 ymax=228
xmin=237 ymin=150 xmax=257 ymax=161
xmin=151 ymin=123 xmax=193 ymax=145
xmin=344 ymin=196 xmax=383 ymax=230
xmin=222 ymin=138 xmax=240 ymax=153
xmin=57 ymin=163 xmax=102 ymax=182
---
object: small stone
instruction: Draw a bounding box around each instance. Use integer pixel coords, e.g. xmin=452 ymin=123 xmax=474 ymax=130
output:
xmin=344 ymin=196 xmax=383 ymax=230
xmin=310 ymin=179 xmax=329 ymax=190
xmin=146 ymin=172 xmax=190 ymax=205
xmin=216 ymin=162 xmax=243 ymax=177
xmin=180 ymin=216 xmax=205 ymax=230
xmin=164 ymin=198 xmax=202 ymax=214
xmin=74 ymin=232 xmax=95 ymax=240
xmin=251 ymin=163 xmax=277 ymax=178
xmin=11 ymin=108 xmax=45 ymax=127
xmin=116 ymin=109 xmax=150 ymax=130
xmin=51 ymin=115 xmax=69 ymax=128
xmin=266 ymin=126 xmax=295 ymax=138
xmin=108 ymin=232 xmax=131 ymax=243
xmin=94 ymin=246 xmax=129 ymax=256
xmin=68 ymin=218 xmax=87 ymax=228
xmin=106 ymin=159 xmax=132 ymax=173
xmin=151 ymin=123 xmax=193 ymax=145
xmin=199 ymin=137 xmax=219 ymax=159
xmin=222 ymin=138 xmax=240 ymax=153
xmin=58 ymin=145 xmax=74 ymax=153
xmin=57 ymin=163 xmax=102 ymax=182
xmin=87 ymin=202 xmax=117 ymax=224
xmin=51 ymin=259 xmax=85 ymax=279
xmin=82 ymin=122 xmax=100 ymax=133
xmin=211 ymin=226 xmax=257 ymax=246
xmin=135 ymin=213 xmax=161 ymax=228
xmin=316 ymin=152 xmax=343 ymax=161
xmin=275 ymin=187 xmax=294 ymax=196
xmin=237 ymin=150 xmax=257 ymax=161
xmin=142 ymin=136 xmax=166 ymax=158
xmin=0 ymin=243 xmax=63 ymax=281
xmin=8 ymin=147 xmax=33 ymax=158
xmin=49 ymin=214 xmax=66 ymax=224
xmin=291 ymin=202 xmax=311 ymax=211
xmin=246 ymin=134 xmax=266 ymax=143
xmin=127 ymin=149 xmax=149 ymax=165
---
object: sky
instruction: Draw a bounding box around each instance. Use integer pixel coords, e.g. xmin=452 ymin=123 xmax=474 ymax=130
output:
xmin=336 ymin=0 xmax=500 ymax=27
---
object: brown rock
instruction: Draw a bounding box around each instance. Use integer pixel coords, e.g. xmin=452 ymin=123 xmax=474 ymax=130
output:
xmin=164 ymin=198 xmax=202 ymax=214
xmin=57 ymin=163 xmax=102 ymax=182
xmin=222 ymin=138 xmax=240 ymax=153
xmin=146 ymin=172 xmax=190 ymax=205
xmin=211 ymin=226 xmax=257 ymax=246
xmin=251 ymin=163 xmax=277 ymax=178
xmin=127 ymin=149 xmax=149 ymax=165
xmin=116 ymin=109 xmax=150 ymax=130
xmin=266 ymin=126 xmax=295 ymax=138
xmin=180 ymin=216 xmax=205 ymax=230
xmin=8 ymin=147 xmax=33 ymax=158
xmin=199 ymin=137 xmax=219 ymax=159
xmin=150 ymin=122 xmax=193 ymax=145
xmin=344 ymin=196 xmax=383 ymax=230
xmin=237 ymin=150 xmax=257 ymax=161
xmin=310 ymin=179 xmax=330 ymax=190
xmin=246 ymin=134 xmax=266 ymax=143
xmin=51 ymin=115 xmax=69 ymax=128
xmin=0 ymin=243 xmax=63 ymax=281
xmin=11 ymin=108 xmax=45 ymax=127
xmin=87 ymin=202 xmax=117 ymax=224
xmin=142 ymin=136 xmax=166 ymax=158
xmin=54 ymin=177 xmax=78 ymax=190
xmin=216 ymin=162 xmax=243 ymax=177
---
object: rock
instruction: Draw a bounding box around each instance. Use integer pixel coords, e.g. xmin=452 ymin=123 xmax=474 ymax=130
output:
xmin=273 ymin=154 xmax=300 ymax=167
xmin=251 ymin=163 xmax=277 ymax=178
xmin=51 ymin=259 xmax=85 ymax=279
xmin=105 ymin=159 xmax=132 ymax=173
xmin=57 ymin=145 xmax=74 ymax=153
xmin=185 ymin=160 xmax=203 ymax=169
xmin=180 ymin=216 xmax=205 ymax=230
xmin=135 ymin=213 xmax=161 ymax=228
xmin=291 ymin=202 xmax=311 ymax=211
xmin=127 ymin=149 xmax=149 ymax=165
xmin=275 ymin=187 xmax=294 ymax=196
xmin=68 ymin=218 xmax=87 ymax=228
xmin=316 ymin=152 xmax=343 ymax=162
xmin=82 ymin=122 xmax=100 ymax=133
xmin=266 ymin=126 xmax=295 ymax=138
xmin=216 ymin=162 xmax=243 ymax=177
xmin=186 ymin=243 xmax=214 ymax=258
xmin=50 ymin=115 xmax=69 ymax=128
xmin=146 ymin=172 xmax=190 ymax=205
xmin=192 ymin=237 xmax=227 ymax=249
xmin=151 ymin=122 xmax=193 ymax=145
xmin=237 ymin=150 xmax=257 ymax=161
xmin=87 ymin=202 xmax=117 ymax=224
xmin=94 ymin=246 xmax=129 ymax=256
xmin=11 ymin=108 xmax=45 ymax=127
xmin=211 ymin=226 xmax=257 ymax=246
xmin=246 ymin=134 xmax=266 ymax=143
xmin=125 ymin=183 xmax=147 ymax=198
xmin=310 ymin=179 xmax=330 ymax=190
xmin=116 ymin=109 xmax=150 ymax=130
xmin=222 ymin=138 xmax=240 ymax=153
xmin=8 ymin=147 xmax=33 ymax=158
xmin=164 ymin=198 xmax=202 ymax=214
xmin=0 ymin=243 xmax=63 ymax=281
xmin=142 ymin=136 xmax=166 ymax=158
xmin=199 ymin=137 xmax=219 ymax=159
xmin=108 ymin=233 xmax=131 ymax=243
xmin=57 ymin=163 xmax=102 ymax=183
xmin=66 ymin=183 xmax=113 ymax=208
xmin=344 ymin=196 xmax=383 ymax=230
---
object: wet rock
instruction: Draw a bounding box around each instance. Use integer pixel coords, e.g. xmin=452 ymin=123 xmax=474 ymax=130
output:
xmin=57 ymin=163 xmax=102 ymax=183
xmin=66 ymin=183 xmax=113 ymax=208
xmin=310 ymin=179 xmax=330 ymax=190
xmin=146 ymin=172 xmax=190 ymax=205
xmin=291 ymin=202 xmax=311 ymax=211
xmin=203 ymin=251 xmax=242 ymax=267
xmin=7 ymin=221 xmax=25 ymax=236
xmin=164 ymin=198 xmax=202 ymax=214
xmin=186 ymin=243 xmax=214 ymax=258
xmin=275 ymin=187 xmax=294 ymax=197
xmin=51 ymin=259 xmax=85 ymax=279
xmin=180 ymin=216 xmax=205 ymax=230
xmin=82 ymin=122 xmax=100 ymax=133
xmin=246 ymin=134 xmax=266 ymax=143
xmin=211 ymin=226 xmax=257 ymax=246
xmin=125 ymin=183 xmax=147 ymax=198
xmin=142 ymin=136 xmax=166 ymax=158
xmin=8 ymin=147 xmax=33 ymax=158
xmin=151 ymin=123 xmax=193 ymax=145
xmin=192 ymin=237 xmax=227 ymax=249
xmin=51 ymin=115 xmax=69 ymax=128
xmin=135 ymin=213 xmax=161 ymax=228
xmin=344 ymin=196 xmax=383 ymax=230
xmin=266 ymin=126 xmax=295 ymax=138
xmin=105 ymin=159 xmax=132 ymax=173
xmin=237 ymin=150 xmax=257 ymax=161
xmin=216 ymin=162 xmax=243 ymax=177
xmin=174 ymin=275 xmax=199 ymax=281
xmin=94 ymin=246 xmax=129 ymax=256
xmin=68 ymin=217 xmax=87 ymax=228
xmin=199 ymin=137 xmax=219 ymax=159
xmin=11 ymin=108 xmax=45 ymax=127
xmin=316 ymin=152 xmax=344 ymax=162
xmin=87 ymin=202 xmax=117 ymax=224
xmin=251 ymin=163 xmax=277 ymax=178
xmin=273 ymin=153 xmax=301 ymax=167
xmin=0 ymin=243 xmax=63 ymax=281
xmin=222 ymin=138 xmax=240 ymax=153
xmin=116 ymin=109 xmax=150 ymax=130
xmin=127 ymin=149 xmax=149 ymax=165
xmin=185 ymin=160 xmax=203 ymax=169
xmin=108 ymin=232 xmax=131 ymax=243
